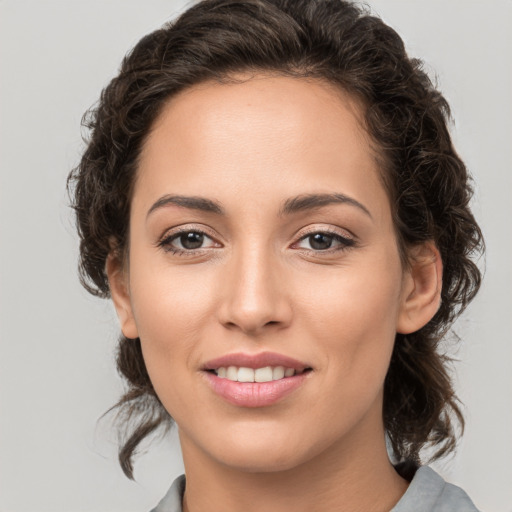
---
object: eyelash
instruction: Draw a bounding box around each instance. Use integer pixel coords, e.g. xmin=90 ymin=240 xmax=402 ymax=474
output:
xmin=293 ymin=228 xmax=356 ymax=253
xmin=157 ymin=228 xmax=219 ymax=256
xmin=157 ymin=227 xmax=356 ymax=257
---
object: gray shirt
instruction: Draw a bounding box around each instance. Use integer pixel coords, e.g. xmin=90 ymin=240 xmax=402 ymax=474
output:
xmin=150 ymin=466 xmax=480 ymax=511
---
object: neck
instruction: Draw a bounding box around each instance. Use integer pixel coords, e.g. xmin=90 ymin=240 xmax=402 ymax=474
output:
xmin=179 ymin=406 xmax=408 ymax=512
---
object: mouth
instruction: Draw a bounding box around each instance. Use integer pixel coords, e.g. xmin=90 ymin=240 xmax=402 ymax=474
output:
xmin=205 ymin=366 xmax=313 ymax=382
xmin=201 ymin=352 xmax=314 ymax=407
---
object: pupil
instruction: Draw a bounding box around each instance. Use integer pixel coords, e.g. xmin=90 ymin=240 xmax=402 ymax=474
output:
xmin=310 ymin=233 xmax=332 ymax=250
xmin=181 ymin=232 xmax=204 ymax=249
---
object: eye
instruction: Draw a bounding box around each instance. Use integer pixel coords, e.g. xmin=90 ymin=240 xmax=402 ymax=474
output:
xmin=158 ymin=229 xmax=219 ymax=254
xmin=295 ymin=231 xmax=355 ymax=252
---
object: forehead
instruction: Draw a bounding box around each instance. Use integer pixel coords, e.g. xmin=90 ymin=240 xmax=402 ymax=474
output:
xmin=135 ymin=73 xmax=389 ymax=221
xmin=144 ymin=73 xmax=371 ymax=162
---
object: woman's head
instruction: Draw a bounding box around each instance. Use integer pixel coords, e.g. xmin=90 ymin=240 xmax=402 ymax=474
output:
xmin=68 ymin=0 xmax=483 ymax=479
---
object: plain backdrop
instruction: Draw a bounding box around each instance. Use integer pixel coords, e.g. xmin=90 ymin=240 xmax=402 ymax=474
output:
xmin=1 ymin=1 xmax=511 ymax=511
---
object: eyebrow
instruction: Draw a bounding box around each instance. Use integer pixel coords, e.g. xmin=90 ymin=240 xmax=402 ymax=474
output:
xmin=147 ymin=195 xmax=224 ymax=217
xmin=147 ymin=193 xmax=372 ymax=219
xmin=279 ymin=193 xmax=372 ymax=219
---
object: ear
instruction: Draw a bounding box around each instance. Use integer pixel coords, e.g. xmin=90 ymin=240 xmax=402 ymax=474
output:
xmin=396 ymin=241 xmax=443 ymax=334
xmin=106 ymin=249 xmax=139 ymax=339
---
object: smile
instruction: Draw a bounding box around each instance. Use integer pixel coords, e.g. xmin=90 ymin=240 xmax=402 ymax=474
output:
xmin=201 ymin=351 xmax=313 ymax=407
xmin=211 ymin=366 xmax=304 ymax=382
xmin=203 ymin=370 xmax=312 ymax=407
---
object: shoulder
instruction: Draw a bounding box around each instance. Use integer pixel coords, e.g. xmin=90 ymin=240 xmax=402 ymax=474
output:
xmin=149 ymin=474 xmax=186 ymax=512
xmin=392 ymin=466 xmax=481 ymax=512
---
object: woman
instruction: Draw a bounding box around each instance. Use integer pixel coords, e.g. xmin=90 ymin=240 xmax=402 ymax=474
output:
xmin=68 ymin=0 xmax=484 ymax=510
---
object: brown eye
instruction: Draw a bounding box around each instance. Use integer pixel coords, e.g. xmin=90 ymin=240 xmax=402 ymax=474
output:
xmin=295 ymin=231 xmax=355 ymax=252
xmin=159 ymin=229 xmax=218 ymax=254
xmin=309 ymin=233 xmax=335 ymax=250
xmin=178 ymin=232 xmax=205 ymax=250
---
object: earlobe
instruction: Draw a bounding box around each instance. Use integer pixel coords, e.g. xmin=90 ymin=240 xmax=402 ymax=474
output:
xmin=396 ymin=242 xmax=443 ymax=335
xmin=106 ymin=251 xmax=139 ymax=339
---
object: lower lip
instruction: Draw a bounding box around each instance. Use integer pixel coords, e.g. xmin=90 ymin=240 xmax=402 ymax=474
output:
xmin=202 ymin=371 xmax=311 ymax=407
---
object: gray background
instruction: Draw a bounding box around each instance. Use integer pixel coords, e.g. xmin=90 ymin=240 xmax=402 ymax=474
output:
xmin=1 ymin=1 xmax=511 ymax=511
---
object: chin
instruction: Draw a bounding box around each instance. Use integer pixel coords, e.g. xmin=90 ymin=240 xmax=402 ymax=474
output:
xmin=204 ymin=429 xmax=321 ymax=474
xmin=215 ymin=448 xmax=306 ymax=474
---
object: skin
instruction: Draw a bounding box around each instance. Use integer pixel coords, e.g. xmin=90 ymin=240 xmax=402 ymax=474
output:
xmin=108 ymin=74 xmax=442 ymax=512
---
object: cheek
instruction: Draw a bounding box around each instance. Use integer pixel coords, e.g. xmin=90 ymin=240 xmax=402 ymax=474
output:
xmin=297 ymin=249 xmax=403 ymax=377
xmin=127 ymin=252 xmax=218 ymax=382
xmin=130 ymin=258 xmax=216 ymax=333
xmin=128 ymin=264 xmax=221 ymax=422
xmin=287 ymin=254 xmax=402 ymax=441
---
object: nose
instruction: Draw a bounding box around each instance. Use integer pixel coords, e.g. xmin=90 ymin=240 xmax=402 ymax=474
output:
xmin=216 ymin=244 xmax=293 ymax=336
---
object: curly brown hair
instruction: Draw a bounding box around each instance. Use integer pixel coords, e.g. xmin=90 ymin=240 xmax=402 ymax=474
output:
xmin=68 ymin=0 xmax=484 ymax=480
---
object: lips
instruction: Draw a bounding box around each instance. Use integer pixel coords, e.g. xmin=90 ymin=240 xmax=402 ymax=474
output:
xmin=201 ymin=351 xmax=313 ymax=407
xmin=202 ymin=351 xmax=312 ymax=372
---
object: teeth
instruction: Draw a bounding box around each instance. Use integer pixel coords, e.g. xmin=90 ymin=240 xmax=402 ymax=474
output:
xmin=237 ymin=367 xmax=254 ymax=382
xmin=272 ymin=366 xmax=285 ymax=380
xmin=226 ymin=366 xmax=238 ymax=380
xmin=214 ymin=365 xmax=298 ymax=382
xmin=255 ymin=367 xmax=273 ymax=382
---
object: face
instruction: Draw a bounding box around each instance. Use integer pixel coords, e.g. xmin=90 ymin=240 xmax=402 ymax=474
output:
xmin=110 ymin=74 xmax=428 ymax=473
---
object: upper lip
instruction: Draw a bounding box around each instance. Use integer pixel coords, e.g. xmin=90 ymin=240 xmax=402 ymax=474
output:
xmin=202 ymin=351 xmax=312 ymax=372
